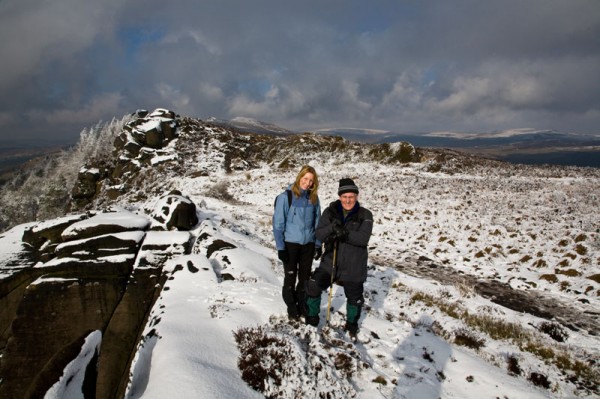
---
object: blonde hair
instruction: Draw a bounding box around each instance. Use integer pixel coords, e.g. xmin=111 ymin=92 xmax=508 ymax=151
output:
xmin=292 ymin=165 xmax=319 ymax=204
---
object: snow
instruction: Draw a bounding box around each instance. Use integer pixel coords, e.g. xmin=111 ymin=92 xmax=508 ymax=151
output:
xmin=55 ymin=231 xmax=146 ymax=252
xmin=1 ymin=148 xmax=599 ymax=398
xmin=150 ymin=153 xmax=178 ymax=165
xmin=45 ymin=331 xmax=102 ymax=399
xmin=61 ymin=211 xmax=150 ymax=239
xmin=125 ymin=254 xmax=265 ymax=399
xmin=136 ymin=119 xmax=161 ymax=133
xmin=31 ymin=214 xmax=85 ymax=233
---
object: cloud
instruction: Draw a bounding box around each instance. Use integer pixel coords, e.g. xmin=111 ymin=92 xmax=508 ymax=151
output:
xmin=0 ymin=1 xmax=122 ymax=91
xmin=156 ymin=83 xmax=191 ymax=111
xmin=1 ymin=0 xmax=599 ymax=143
xmin=27 ymin=93 xmax=124 ymax=126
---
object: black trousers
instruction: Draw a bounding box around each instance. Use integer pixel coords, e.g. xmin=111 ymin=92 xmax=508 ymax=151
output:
xmin=306 ymin=266 xmax=364 ymax=307
xmin=282 ymin=242 xmax=315 ymax=315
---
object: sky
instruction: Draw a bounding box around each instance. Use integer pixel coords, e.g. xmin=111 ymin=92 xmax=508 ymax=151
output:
xmin=1 ymin=0 xmax=600 ymax=145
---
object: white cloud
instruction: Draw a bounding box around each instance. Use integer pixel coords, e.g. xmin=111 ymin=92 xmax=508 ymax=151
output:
xmin=156 ymin=83 xmax=191 ymax=111
xmin=199 ymin=83 xmax=225 ymax=102
xmin=161 ymin=29 xmax=222 ymax=55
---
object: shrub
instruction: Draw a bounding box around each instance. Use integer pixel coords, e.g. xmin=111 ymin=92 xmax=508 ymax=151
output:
xmin=426 ymin=163 xmax=442 ymax=173
xmin=522 ymin=340 xmax=556 ymax=361
xmin=529 ymin=372 xmax=551 ymax=389
xmin=540 ymin=274 xmax=559 ymax=283
xmin=555 ymin=268 xmax=581 ymax=277
xmin=507 ymin=354 xmax=522 ymax=376
xmin=520 ymin=255 xmax=532 ymax=263
xmin=560 ymin=281 xmax=571 ymax=291
xmin=372 ymin=376 xmax=387 ymax=385
xmin=205 ymin=181 xmax=235 ymax=201
xmin=453 ymin=328 xmax=485 ymax=350
xmin=233 ymin=326 xmax=288 ymax=393
xmin=587 ymin=274 xmax=600 ymax=284
xmin=538 ymin=321 xmax=569 ymax=342
xmin=574 ymin=234 xmax=587 ymax=242
xmin=334 ymin=353 xmax=354 ymax=377
xmin=575 ymin=244 xmax=588 ymax=256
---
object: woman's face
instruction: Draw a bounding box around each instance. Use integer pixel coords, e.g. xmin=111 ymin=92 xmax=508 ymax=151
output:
xmin=299 ymin=172 xmax=314 ymax=191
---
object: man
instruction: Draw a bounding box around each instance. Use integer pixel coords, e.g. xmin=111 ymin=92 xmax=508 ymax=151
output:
xmin=305 ymin=178 xmax=373 ymax=336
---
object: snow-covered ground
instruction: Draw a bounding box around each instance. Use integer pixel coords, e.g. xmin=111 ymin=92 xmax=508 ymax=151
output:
xmin=124 ymin=156 xmax=598 ymax=398
xmin=2 ymin=130 xmax=599 ymax=398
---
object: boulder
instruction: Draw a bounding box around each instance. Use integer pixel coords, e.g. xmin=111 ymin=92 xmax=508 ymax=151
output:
xmin=151 ymin=192 xmax=199 ymax=231
xmin=71 ymin=168 xmax=103 ymax=200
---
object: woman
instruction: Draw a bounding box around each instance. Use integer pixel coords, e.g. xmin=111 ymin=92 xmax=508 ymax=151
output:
xmin=272 ymin=165 xmax=322 ymax=319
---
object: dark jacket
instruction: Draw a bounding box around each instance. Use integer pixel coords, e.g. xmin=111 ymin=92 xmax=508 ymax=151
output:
xmin=315 ymin=200 xmax=373 ymax=282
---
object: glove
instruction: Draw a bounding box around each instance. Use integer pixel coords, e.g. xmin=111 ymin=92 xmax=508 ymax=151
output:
xmin=332 ymin=221 xmax=349 ymax=242
xmin=278 ymin=249 xmax=289 ymax=263
xmin=314 ymin=246 xmax=322 ymax=260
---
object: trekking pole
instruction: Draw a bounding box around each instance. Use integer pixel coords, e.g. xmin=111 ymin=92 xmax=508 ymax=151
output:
xmin=326 ymin=240 xmax=338 ymax=322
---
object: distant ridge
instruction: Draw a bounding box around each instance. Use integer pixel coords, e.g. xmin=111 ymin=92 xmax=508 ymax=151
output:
xmin=313 ymin=127 xmax=600 ymax=168
xmin=206 ymin=116 xmax=294 ymax=136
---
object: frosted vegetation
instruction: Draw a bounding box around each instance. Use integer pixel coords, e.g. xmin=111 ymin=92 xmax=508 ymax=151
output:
xmin=0 ymin=115 xmax=131 ymax=231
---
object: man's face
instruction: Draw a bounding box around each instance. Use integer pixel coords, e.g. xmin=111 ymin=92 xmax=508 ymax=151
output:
xmin=339 ymin=193 xmax=357 ymax=211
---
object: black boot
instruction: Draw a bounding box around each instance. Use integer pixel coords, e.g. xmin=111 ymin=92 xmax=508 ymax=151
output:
xmin=344 ymin=322 xmax=358 ymax=335
xmin=282 ymin=286 xmax=299 ymax=320
xmin=297 ymin=291 xmax=307 ymax=317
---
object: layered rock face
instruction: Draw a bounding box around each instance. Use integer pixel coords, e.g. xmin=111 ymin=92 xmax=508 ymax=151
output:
xmin=0 ymin=108 xmax=200 ymax=399
xmin=0 ymin=191 xmax=198 ymax=398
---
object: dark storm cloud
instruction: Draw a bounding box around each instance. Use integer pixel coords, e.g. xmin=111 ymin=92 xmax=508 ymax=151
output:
xmin=0 ymin=0 xmax=598 ymax=144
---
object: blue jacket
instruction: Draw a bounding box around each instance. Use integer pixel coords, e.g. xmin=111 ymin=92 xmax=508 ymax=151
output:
xmin=273 ymin=185 xmax=321 ymax=250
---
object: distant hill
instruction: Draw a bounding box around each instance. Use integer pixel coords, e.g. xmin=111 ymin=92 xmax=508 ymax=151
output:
xmin=205 ymin=116 xmax=294 ymax=136
xmin=201 ymin=118 xmax=600 ymax=167
xmin=314 ymin=128 xmax=600 ymax=168
xmin=0 ymin=145 xmax=66 ymax=186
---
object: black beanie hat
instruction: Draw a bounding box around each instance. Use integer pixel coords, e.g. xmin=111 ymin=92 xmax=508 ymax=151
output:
xmin=338 ymin=178 xmax=359 ymax=195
